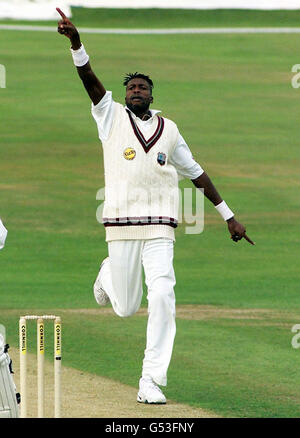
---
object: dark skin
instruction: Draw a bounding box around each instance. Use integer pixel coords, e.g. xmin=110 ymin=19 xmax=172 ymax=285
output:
xmin=57 ymin=8 xmax=254 ymax=245
xmin=125 ymin=79 xmax=153 ymax=120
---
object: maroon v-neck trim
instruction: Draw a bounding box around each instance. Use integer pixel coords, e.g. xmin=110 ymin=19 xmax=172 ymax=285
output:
xmin=126 ymin=110 xmax=164 ymax=153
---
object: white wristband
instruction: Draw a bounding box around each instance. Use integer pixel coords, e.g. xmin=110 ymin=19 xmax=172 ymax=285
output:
xmin=70 ymin=44 xmax=89 ymax=67
xmin=215 ymin=201 xmax=234 ymax=221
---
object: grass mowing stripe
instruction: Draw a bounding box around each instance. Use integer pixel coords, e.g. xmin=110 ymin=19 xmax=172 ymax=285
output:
xmin=2 ymin=25 xmax=300 ymax=34
xmin=2 ymin=8 xmax=300 ymax=28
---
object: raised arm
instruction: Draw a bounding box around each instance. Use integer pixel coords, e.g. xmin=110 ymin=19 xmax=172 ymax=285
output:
xmin=56 ymin=8 xmax=106 ymax=105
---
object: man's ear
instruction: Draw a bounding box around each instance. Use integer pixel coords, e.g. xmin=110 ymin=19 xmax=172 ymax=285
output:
xmin=150 ymin=96 xmax=154 ymax=103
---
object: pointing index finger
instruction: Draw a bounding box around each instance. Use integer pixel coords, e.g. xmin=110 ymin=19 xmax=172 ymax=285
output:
xmin=244 ymin=233 xmax=255 ymax=245
xmin=56 ymin=7 xmax=67 ymax=20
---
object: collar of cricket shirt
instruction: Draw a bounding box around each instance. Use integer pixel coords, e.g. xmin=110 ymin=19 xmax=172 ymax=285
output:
xmin=125 ymin=107 xmax=164 ymax=153
xmin=125 ymin=106 xmax=161 ymax=123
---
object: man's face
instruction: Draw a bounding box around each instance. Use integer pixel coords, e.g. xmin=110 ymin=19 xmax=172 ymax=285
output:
xmin=125 ymin=78 xmax=153 ymax=113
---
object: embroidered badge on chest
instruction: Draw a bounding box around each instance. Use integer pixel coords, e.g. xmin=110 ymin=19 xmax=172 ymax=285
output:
xmin=123 ymin=147 xmax=136 ymax=160
xmin=157 ymin=152 xmax=166 ymax=166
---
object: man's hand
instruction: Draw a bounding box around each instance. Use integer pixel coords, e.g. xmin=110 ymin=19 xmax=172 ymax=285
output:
xmin=56 ymin=8 xmax=81 ymax=49
xmin=227 ymin=217 xmax=255 ymax=245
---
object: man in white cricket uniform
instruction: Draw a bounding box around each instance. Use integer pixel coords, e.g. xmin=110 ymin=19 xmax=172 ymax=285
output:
xmin=57 ymin=9 xmax=254 ymax=404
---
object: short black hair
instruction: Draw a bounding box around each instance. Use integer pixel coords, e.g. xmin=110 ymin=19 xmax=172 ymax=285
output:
xmin=123 ymin=72 xmax=154 ymax=91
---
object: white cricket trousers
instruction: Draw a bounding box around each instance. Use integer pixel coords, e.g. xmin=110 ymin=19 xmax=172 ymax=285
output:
xmin=99 ymin=238 xmax=176 ymax=387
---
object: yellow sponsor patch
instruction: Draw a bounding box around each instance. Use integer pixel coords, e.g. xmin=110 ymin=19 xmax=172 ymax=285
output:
xmin=123 ymin=147 xmax=136 ymax=160
xmin=55 ymin=323 xmax=61 ymax=357
xmin=20 ymin=323 xmax=26 ymax=354
xmin=38 ymin=321 xmax=44 ymax=354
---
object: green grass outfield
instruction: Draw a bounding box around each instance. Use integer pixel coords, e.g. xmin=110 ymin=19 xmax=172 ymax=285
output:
xmin=0 ymin=9 xmax=300 ymax=418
